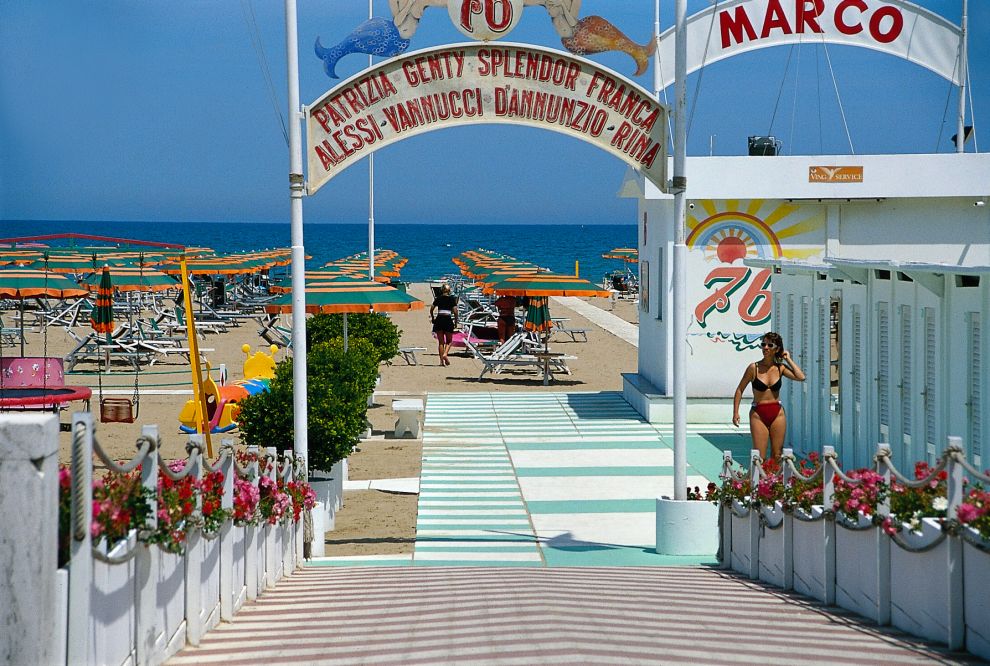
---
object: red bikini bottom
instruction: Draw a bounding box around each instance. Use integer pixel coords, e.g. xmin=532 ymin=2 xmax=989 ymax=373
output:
xmin=751 ymin=401 xmax=783 ymax=427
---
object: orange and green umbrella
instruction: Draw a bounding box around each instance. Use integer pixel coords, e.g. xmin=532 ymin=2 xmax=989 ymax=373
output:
xmin=264 ymin=279 xmax=424 ymax=314
xmin=524 ymin=296 xmax=554 ymax=335
xmin=0 ymin=269 xmax=89 ymax=355
xmin=90 ymin=266 xmax=115 ymax=340
xmin=80 ymin=265 xmax=178 ymax=292
xmin=603 ymin=247 xmax=639 ymax=263
xmin=482 ymin=272 xmax=611 ymax=298
xmin=0 ymin=269 xmax=89 ymax=299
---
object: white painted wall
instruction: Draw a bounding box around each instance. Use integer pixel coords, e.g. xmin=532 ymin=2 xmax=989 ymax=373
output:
xmin=630 ymin=153 xmax=990 ymax=403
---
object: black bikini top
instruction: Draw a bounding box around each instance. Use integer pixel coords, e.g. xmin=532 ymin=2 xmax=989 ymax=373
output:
xmin=752 ymin=363 xmax=783 ymax=392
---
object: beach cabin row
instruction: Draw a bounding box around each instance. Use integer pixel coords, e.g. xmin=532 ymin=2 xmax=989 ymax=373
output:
xmin=626 ymin=153 xmax=990 ymax=468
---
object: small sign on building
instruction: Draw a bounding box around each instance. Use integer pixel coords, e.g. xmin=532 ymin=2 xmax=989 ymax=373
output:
xmin=809 ymin=166 xmax=864 ymax=183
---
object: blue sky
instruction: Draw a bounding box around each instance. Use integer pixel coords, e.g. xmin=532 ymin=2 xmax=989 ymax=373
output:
xmin=1 ymin=1 xmax=986 ymax=226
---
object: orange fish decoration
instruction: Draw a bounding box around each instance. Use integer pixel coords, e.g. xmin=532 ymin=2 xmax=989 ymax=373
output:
xmin=389 ymin=1 xmax=655 ymax=77
xmin=562 ymin=16 xmax=657 ymax=77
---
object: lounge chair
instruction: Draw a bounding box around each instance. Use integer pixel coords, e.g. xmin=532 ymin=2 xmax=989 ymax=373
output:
xmin=464 ymin=333 xmax=574 ymax=381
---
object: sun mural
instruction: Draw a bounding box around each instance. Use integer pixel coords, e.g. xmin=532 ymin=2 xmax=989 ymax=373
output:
xmin=685 ymin=200 xmax=825 ymax=339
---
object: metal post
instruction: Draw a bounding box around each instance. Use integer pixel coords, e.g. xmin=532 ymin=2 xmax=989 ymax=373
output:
xmin=285 ymin=0 xmax=309 ymax=469
xmin=369 ymin=0 xmax=376 ymax=280
xmin=180 ymin=257 xmax=212 ymax=456
xmin=956 ymin=0 xmax=968 ymax=153
xmin=672 ymin=0 xmax=688 ymax=500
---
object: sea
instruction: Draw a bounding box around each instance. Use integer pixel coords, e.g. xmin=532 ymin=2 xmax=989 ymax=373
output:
xmin=2 ymin=220 xmax=638 ymax=284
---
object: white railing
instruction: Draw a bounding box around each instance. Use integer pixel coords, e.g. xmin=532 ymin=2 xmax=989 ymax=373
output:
xmin=0 ymin=412 xmax=305 ymax=665
xmin=719 ymin=438 xmax=990 ymax=661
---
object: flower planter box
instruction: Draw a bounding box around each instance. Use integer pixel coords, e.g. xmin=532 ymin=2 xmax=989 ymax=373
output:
xmin=728 ymin=500 xmax=755 ymax=575
xmin=758 ymin=502 xmax=786 ymax=588
xmin=200 ymin=535 xmax=222 ymax=633
xmin=889 ymin=517 xmax=950 ymax=644
xmin=791 ymin=506 xmax=827 ymax=602
xmin=963 ymin=528 xmax=990 ymax=661
xmin=91 ymin=536 xmax=137 ymax=666
xmin=230 ymin=525 xmax=247 ymax=613
xmin=157 ymin=548 xmax=186 ymax=659
xmin=834 ymin=511 xmax=881 ymax=620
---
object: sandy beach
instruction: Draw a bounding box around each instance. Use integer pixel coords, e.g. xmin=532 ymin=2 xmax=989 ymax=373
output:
xmin=17 ymin=282 xmax=637 ymax=556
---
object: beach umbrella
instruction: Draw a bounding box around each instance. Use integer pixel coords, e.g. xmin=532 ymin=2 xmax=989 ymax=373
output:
xmin=28 ymin=254 xmax=106 ymax=274
xmin=603 ymin=247 xmax=639 ymax=263
xmin=0 ymin=269 xmax=89 ymax=355
xmin=263 ymin=280 xmax=424 ymax=315
xmin=482 ymin=272 xmax=612 ymax=298
xmin=90 ymin=266 xmax=115 ymax=341
xmin=524 ymin=296 xmax=554 ymax=335
xmin=264 ymin=279 xmax=423 ymax=350
xmin=80 ymin=264 xmax=178 ymax=292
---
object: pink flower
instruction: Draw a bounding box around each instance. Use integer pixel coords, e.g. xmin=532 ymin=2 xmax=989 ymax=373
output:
xmin=958 ymin=503 xmax=982 ymax=524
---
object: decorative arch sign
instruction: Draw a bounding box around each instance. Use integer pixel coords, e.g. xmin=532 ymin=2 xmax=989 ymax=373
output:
xmin=305 ymin=43 xmax=669 ymax=195
xmin=655 ymin=0 xmax=963 ymax=89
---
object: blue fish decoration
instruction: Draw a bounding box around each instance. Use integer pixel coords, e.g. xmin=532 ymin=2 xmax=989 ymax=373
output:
xmin=315 ymin=17 xmax=411 ymax=79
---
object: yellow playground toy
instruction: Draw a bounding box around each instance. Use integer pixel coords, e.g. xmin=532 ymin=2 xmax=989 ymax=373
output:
xmin=178 ymin=344 xmax=279 ymax=434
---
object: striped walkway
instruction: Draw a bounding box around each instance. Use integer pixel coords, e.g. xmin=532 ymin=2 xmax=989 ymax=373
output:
xmin=315 ymin=391 xmax=750 ymax=567
xmin=168 ymin=566 xmax=976 ymax=665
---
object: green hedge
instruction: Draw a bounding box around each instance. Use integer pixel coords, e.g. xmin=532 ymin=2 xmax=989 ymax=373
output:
xmin=306 ymin=312 xmax=401 ymax=365
xmin=237 ymin=336 xmax=379 ymax=472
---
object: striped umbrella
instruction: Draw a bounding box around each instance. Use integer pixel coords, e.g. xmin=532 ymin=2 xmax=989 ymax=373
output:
xmin=264 ymin=280 xmax=424 ymax=314
xmin=482 ymin=272 xmax=612 ymax=298
xmin=524 ymin=297 xmax=554 ymax=335
xmin=602 ymin=247 xmax=639 ymax=263
xmin=90 ymin=266 xmax=114 ymax=340
xmin=80 ymin=264 xmax=178 ymax=292
xmin=0 ymin=269 xmax=89 ymax=355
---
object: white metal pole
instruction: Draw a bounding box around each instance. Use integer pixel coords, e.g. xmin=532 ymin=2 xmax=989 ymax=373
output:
xmin=652 ymin=0 xmax=661 ymax=100
xmin=285 ymin=0 xmax=309 ymax=466
xmin=368 ymin=0 xmax=376 ymax=279
xmin=956 ymin=0 xmax=968 ymax=153
xmin=672 ymin=0 xmax=688 ymax=501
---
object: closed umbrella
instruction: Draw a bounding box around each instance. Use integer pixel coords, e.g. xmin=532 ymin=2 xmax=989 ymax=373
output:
xmin=524 ymin=297 xmax=554 ymax=336
xmin=90 ymin=266 xmax=115 ymax=341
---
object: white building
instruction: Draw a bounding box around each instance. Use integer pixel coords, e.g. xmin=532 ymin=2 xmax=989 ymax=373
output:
xmin=623 ymin=153 xmax=990 ymax=469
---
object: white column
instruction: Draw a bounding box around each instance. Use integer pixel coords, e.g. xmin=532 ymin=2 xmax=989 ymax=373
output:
xmin=0 ymin=414 xmax=59 ymax=665
xmin=671 ymin=0 xmax=688 ymax=500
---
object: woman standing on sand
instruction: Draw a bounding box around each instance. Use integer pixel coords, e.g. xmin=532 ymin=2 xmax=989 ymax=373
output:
xmin=430 ymin=284 xmax=458 ymax=366
xmin=732 ymin=332 xmax=805 ymax=460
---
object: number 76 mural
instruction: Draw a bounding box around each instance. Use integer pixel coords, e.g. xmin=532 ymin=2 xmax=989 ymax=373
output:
xmin=687 ymin=201 xmax=825 ymax=347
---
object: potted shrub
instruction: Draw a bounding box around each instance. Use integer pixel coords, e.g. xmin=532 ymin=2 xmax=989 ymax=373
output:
xmin=237 ymin=337 xmax=378 ymax=473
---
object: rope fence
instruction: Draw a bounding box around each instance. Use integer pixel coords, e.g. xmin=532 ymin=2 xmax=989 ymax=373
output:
xmin=57 ymin=412 xmax=313 ymax=665
xmin=716 ymin=436 xmax=990 ymax=656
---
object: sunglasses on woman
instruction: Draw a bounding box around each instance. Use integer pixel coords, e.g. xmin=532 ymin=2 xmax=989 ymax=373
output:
xmin=760 ymin=342 xmax=777 ymax=349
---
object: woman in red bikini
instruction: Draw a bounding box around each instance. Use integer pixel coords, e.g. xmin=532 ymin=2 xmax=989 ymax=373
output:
xmin=732 ymin=332 xmax=806 ymax=460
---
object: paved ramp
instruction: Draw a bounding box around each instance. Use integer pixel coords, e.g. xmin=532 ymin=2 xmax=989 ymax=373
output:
xmin=168 ymin=566 xmax=972 ymax=665
xmin=552 ymin=296 xmax=638 ymax=347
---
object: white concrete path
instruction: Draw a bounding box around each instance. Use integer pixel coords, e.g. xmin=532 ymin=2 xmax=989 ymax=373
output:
xmin=551 ymin=296 xmax=638 ymax=347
